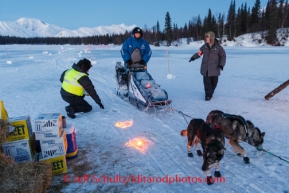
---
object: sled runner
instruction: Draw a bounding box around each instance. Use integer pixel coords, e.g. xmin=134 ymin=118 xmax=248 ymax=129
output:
xmin=115 ymin=62 xmax=172 ymax=111
xmin=115 ymin=62 xmax=129 ymax=98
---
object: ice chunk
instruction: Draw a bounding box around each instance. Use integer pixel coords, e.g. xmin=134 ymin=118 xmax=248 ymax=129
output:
xmin=167 ymin=74 xmax=173 ymax=79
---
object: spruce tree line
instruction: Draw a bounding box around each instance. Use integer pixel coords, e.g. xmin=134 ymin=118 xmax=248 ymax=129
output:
xmin=1 ymin=0 xmax=289 ymax=45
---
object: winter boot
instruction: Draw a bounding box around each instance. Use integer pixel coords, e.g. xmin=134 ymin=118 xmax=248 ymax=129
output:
xmin=214 ymin=171 xmax=221 ymax=177
xmin=243 ymin=156 xmax=250 ymax=164
xmin=65 ymin=106 xmax=76 ymax=119
xmin=205 ymin=96 xmax=212 ymax=101
xmin=197 ymin=150 xmax=203 ymax=156
xmin=206 ymin=176 xmax=214 ymax=185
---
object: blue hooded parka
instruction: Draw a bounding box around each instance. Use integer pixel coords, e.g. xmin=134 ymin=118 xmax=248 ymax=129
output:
xmin=120 ymin=30 xmax=152 ymax=70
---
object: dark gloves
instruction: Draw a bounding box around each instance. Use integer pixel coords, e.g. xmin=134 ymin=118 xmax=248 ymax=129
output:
xmin=126 ymin=59 xmax=133 ymax=65
xmin=189 ymin=57 xmax=195 ymax=62
xmin=139 ymin=59 xmax=145 ymax=65
xmin=218 ymin=65 xmax=224 ymax=71
xmin=98 ymin=102 xmax=104 ymax=109
xmin=126 ymin=60 xmax=132 ymax=65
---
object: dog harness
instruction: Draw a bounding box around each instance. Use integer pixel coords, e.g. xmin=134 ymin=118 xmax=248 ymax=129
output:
xmin=212 ymin=112 xmax=262 ymax=147
xmin=217 ymin=112 xmax=249 ymax=137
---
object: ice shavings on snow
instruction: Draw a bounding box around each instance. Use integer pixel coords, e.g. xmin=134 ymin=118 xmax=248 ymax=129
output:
xmin=167 ymin=74 xmax=174 ymax=79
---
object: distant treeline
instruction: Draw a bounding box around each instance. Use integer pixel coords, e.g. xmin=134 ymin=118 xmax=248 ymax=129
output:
xmin=1 ymin=0 xmax=288 ymax=46
xmin=0 ymin=34 xmax=131 ymax=45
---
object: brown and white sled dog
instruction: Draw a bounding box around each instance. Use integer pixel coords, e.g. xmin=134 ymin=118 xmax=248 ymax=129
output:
xmin=181 ymin=119 xmax=225 ymax=185
xmin=206 ymin=110 xmax=265 ymax=164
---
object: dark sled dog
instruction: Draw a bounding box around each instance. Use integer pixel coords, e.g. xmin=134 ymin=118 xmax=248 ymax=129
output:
xmin=206 ymin=110 xmax=265 ymax=164
xmin=181 ymin=119 xmax=225 ymax=185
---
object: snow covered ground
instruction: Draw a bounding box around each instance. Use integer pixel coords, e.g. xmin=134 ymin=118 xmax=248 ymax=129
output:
xmin=0 ymin=44 xmax=288 ymax=193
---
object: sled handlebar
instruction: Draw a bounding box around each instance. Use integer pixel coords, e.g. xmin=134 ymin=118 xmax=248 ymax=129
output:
xmin=128 ymin=63 xmax=145 ymax=68
xmin=128 ymin=63 xmax=146 ymax=71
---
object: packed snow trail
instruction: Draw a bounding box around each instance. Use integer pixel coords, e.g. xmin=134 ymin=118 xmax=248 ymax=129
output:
xmin=0 ymin=45 xmax=288 ymax=193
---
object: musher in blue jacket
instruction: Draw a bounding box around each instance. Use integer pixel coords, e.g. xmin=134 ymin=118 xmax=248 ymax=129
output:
xmin=121 ymin=27 xmax=152 ymax=70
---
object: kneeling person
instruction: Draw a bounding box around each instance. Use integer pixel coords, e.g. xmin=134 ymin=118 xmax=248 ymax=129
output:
xmin=60 ymin=58 xmax=104 ymax=119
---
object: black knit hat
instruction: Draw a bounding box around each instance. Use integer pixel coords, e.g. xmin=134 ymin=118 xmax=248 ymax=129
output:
xmin=77 ymin=58 xmax=92 ymax=72
xmin=132 ymin=27 xmax=143 ymax=38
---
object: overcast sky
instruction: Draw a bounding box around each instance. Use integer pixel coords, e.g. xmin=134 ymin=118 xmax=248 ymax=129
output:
xmin=0 ymin=0 xmax=268 ymax=29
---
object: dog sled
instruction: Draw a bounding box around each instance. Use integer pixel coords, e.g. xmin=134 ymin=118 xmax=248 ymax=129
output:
xmin=115 ymin=62 xmax=172 ymax=111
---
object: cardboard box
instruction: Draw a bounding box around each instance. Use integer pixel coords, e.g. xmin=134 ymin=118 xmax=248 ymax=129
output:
xmin=7 ymin=116 xmax=33 ymax=142
xmin=3 ymin=133 xmax=35 ymax=163
xmin=38 ymin=130 xmax=67 ymax=159
xmin=41 ymin=155 xmax=67 ymax=175
xmin=34 ymin=113 xmax=63 ymax=139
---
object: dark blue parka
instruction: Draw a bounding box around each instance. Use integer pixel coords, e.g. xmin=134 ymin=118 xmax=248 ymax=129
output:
xmin=120 ymin=35 xmax=152 ymax=69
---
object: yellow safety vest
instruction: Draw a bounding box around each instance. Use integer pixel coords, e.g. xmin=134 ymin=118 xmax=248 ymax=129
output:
xmin=62 ymin=69 xmax=87 ymax=96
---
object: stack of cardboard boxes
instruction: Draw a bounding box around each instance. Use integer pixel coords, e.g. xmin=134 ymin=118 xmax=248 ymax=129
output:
xmin=3 ymin=116 xmax=35 ymax=163
xmin=2 ymin=112 xmax=76 ymax=176
xmin=34 ymin=113 xmax=68 ymax=175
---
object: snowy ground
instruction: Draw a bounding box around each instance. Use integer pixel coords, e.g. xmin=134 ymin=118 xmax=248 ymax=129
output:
xmin=0 ymin=44 xmax=289 ymax=193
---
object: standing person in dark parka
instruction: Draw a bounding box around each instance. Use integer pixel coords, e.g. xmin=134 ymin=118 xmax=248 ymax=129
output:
xmin=189 ymin=31 xmax=226 ymax=101
xmin=60 ymin=58 xmax=104 ymax=119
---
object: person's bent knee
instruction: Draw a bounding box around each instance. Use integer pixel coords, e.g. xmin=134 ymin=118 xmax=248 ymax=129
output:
xmin=84 ymin=105 xmax=92 ymax=113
